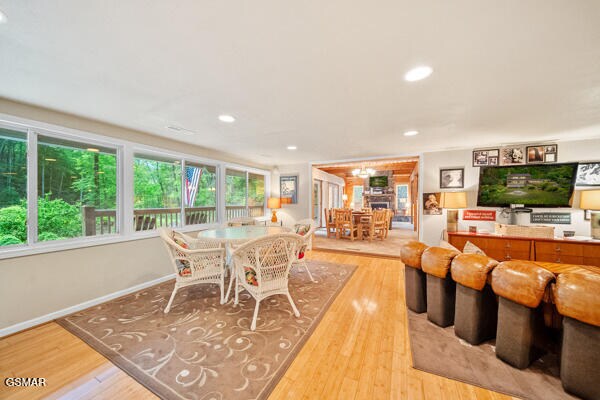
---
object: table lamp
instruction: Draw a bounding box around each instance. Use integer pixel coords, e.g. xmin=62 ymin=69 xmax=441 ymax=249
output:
xmin=267 ymin=197 xmax=281 ymax=223
xmin=440 ymin=191 xmax=467 ymax=233
xmin=342 ymin=193 xmax=348 ymax=208
xmin=580 ymin=190 xmax=600 ymax=239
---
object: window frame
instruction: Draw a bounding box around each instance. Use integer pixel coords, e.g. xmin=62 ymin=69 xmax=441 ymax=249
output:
xmin=0 ymin=113 xmax=270 ymax=259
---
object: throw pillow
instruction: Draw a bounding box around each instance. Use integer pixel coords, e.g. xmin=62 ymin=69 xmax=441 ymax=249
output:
xmin=244 ymin=266 xmax=259 ymax=286
xmin=172 ymin=232 xmax=190 ymax=249
xmin=294 ymin=223 xmax=311 ymax=236
xmin=175 ymin=259 xmax=191 ymax=276
xmin=463 ymin=241 xmax=486 ymax=256
xmin=439 ymin=240 xmax=460 ymax=252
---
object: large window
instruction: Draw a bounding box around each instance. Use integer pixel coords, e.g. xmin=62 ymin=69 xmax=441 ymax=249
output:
xmin=134 ymin=154 xmax=181 ymax=229
xmin=185 ymin=163 xmax=217 ymax=224
xmin=38 ymin=135 xmax=117 ymax=241
xmin=396 ymin=184 xmax=409 ymax=215
xmin=0 ymin=115 xmax=269 ymax=258
xmin=0 ymin=128 xmax=27 ymax=247
xmin=248 ymin=173 xmax=265 ymax=217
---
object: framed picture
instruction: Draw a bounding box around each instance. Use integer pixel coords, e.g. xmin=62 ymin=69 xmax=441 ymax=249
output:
xmin=526 ymin=145 xmax=545 ymax=163
xmin=472 ymin=149 xmax=499 ymax=167
xmin=440 ymin=168 xmax=464 ymax=189
xmin=576 ymin=162 xmax=600 ymax=186
xmin=280 ymin=175 xmax=298 ymax=204
xmin=500 ymin=145 xmax=526 ymax=165
xmin=584 ymin=210 xmax=592 ymax=221
xmin=423 ymin=192 xmax=442 ymax=215
xmin=544 ymin=144 xmax=558 ymax=163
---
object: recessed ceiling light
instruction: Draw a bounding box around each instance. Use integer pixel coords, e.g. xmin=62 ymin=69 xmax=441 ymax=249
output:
xmin=404 ymin=66 xmax=433 ymax=82
xmin=403 ymin=130 xmax=419 ymax=136
xmin=218 ymin=115 xmax=235 ymax=123
xmin=0 ymin=10 xmax=7 ymax=24
xmin=287 ymin=145 xmax=297 ymax=150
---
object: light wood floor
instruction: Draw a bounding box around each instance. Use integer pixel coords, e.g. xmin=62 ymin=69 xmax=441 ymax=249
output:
xmin=0 ymin=251 xmax=518 ymax=400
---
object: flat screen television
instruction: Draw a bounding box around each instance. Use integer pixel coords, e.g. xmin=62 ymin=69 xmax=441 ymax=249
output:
xmin=369 ymin=175 xmax=388 ymax=188
xmin=477 ymin=163 xmax=578 ymax=208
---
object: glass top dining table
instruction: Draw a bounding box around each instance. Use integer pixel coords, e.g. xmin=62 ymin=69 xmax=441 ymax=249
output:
xmin=197 ymin=225 xmax=291 ymax=244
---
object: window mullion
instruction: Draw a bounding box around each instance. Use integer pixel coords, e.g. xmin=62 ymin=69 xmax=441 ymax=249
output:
xmin=122 ymin=146 xmax=134 ymax=236
xmin=181 ymin=159 xmax=186 ymax=226
xmin=26 ymin=129 xmax=38 ymax=245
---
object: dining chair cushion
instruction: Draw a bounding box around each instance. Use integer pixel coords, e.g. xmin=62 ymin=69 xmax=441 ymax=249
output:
xmin=298 ymin=251 xmax=305 ymax=259
xmin=294 ymin=223 xmax=312 ymax=236
xmin=172 ymin=232 xmax=190 ymax=249
xmin=244 ymin=266 xmax=259 ymax=286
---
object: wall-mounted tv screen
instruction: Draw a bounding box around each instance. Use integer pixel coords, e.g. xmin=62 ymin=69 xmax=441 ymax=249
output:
xmin=477 ymin=163 xmax=578 ymax=208
xmin=369 ymin=175 xmax=388 ymax=188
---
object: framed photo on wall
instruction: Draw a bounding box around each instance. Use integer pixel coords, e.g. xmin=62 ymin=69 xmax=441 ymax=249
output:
xmin=500 ymin=145 xmax=526 ymax=165
xmin=423 ymin=192 xmax=442 ymax=215
xmin=280 ymin=175 xmax=298 ymax=204
xmin=543 ymin=144 xmax=558 ymax=163
xmin=526 ymin=145 xmax=545 ymax=163
xmin=576 ymin=162 xmax=600 ymax=186
xmin=472 ymin=149 xmax=499 ymax=167
xmin=440 ymin=168 xmax=464 ymax=189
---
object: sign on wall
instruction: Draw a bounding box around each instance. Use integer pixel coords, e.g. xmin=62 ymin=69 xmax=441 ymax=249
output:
xmin=530 ymin=212 xmax=572 ymax=225
xmin=463 ymin=210 xmax=497 ymax=221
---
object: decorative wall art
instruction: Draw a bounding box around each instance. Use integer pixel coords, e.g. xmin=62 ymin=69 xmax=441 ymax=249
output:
xmin=440 ymin=168 xmax=464 ymax=189
xmin=472 ymin=149 xmax=500 ymax=167
xmin=423 ymin=192 xmax=442 ymax=215
xmin=279 ymin=175 xmax=298 ymax=204
xmin=500 ymin=145 xmax=526 ymax=165
xmin=526 ymin=144 xmax=558 ymax=164
xmin=576 ymin=162 xmax=600 ymax=186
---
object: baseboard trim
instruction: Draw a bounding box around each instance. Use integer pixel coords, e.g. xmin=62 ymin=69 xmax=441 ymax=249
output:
xmin=0 ymin=273 xmax=175 ymax=338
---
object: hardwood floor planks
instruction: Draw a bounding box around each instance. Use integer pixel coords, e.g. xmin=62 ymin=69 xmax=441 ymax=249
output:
xmin=0 ymin=250 xmax=520 ymax=400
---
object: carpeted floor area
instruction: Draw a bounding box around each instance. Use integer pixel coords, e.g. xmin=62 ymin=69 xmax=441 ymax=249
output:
xmin=57 ymin=260 xmax=356 ymax=400
xmin=312 ymin=227 xmax=416 ymax=258
xmin=407 ymin=310 xmax=577 ymax=400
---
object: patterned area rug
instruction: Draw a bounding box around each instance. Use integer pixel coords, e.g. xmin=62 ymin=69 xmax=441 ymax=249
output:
xmin=407 ymin=310 xmax=577 ymax=400
xmin=57 ymin=260 xmax=356 ymax=400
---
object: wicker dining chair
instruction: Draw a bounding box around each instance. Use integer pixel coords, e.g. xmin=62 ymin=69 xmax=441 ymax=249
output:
xmin=159 ymin=228 xmax=227 ymax=312
xmin=231 ymin=233 xmax=304 ymax=331
xmin=291 ymin=218 xmax=318 ymax=282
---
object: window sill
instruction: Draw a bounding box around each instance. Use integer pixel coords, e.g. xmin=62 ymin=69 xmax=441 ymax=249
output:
xmin=0 ymin=223 xmax=221 ymax=260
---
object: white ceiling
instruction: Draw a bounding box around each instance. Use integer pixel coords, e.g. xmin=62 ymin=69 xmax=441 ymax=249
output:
xmin=1 ymin=1 xmax=600 ymax=166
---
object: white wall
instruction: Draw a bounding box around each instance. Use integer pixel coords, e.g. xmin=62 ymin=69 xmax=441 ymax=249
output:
xmin=270 ymin=163 xmax=311 ymax=226
xmin=420 ymin=138 xmax=600 ymax=246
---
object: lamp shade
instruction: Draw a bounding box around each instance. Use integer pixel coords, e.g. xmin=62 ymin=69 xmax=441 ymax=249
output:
xmin=440 ymin=191 xmax=467 ymax=209
xmin=580 ymin=190 xmax=600 ymax=210
xmin=267 ymin=197 xmax=281 ymax=209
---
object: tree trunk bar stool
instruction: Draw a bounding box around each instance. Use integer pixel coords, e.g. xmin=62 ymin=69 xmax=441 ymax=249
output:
xmin=552 ymin=272 xmax=600 ymax=400
xmin=421 ymin=247 xmax=460 ymax=327
xmin=400 ymin=241 xmax=429 ymax=313
xmin=491 ymin=261 xmax=555 ymax=369
xmin=450 ymin=254 xmax=499 ymax=345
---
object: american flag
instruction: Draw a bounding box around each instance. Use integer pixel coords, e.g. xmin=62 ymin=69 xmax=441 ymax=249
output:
xmin=185 ymin=166 xmax=202 ymax=206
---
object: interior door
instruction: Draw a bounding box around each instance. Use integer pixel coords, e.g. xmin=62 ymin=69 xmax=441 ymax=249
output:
xmin=313 ymin=180 xmax=322 ymax=226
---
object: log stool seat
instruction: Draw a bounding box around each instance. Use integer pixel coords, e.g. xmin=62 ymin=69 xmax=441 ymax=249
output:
xmin=553 ymin=272 xmax=600 ymax=400
xmin=421 ymin=247 xmax=460 ymax=327
xmin=491 ymin=261 xmax=555 ymax=369
xmin=400 ymin=241 xmax=429 ymax=313
xmin=451 ymin=254 xmax=499 ymax=345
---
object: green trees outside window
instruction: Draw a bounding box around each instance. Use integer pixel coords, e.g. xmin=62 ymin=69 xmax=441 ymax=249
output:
xmin=0 ymin=128 xmax=27 ymax=246
xmin=37 ymin=136 xmax=117 ymax=242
